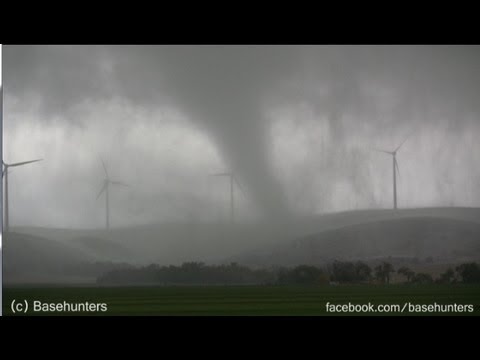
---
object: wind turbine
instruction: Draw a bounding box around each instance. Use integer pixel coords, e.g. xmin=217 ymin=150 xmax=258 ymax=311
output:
xmin=374 ymin=136 xmax=410 ymax=210
xmin=2 ymin=158 xmax=43 ymax=232
xmin=211 ymin=171 xmax=245 ymax=224
xmin=97 ymin=159 xmax=129 ymax=230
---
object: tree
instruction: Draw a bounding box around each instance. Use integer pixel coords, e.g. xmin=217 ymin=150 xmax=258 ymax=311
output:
xmin=384 ymin=262 xmax=395 ymax=284
xmin=331 ymin=261 xmax=356 ymax=283
xmin=291 ymin=265 xmax=324 ymax=285
xmin=455 ymin=263 xmax=480 ymax=284
xmin=355 ymin=261 xmax=372 ymax=282
xmin=397 ymin=266 xmax=415 ymax=283
xmin=375 ymin=262 xmax=395 ymax=284
xmin=412 ymin=273 xmax=434 ymax=284
xmin=438 ymin=268 xmax=455 ymax=284
xmin=276 ymin=265 xmax=328 ymax=285
xmin=374 ymin=264 xmax=384 ymax=283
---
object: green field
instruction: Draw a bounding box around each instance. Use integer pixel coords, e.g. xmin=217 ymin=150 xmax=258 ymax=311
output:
xmin=3 ymin=285 xmax=480 ymax=316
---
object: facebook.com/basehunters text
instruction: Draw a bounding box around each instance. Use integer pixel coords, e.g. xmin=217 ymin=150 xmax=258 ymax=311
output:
xmin=326 ymin=302 xmax=475 ymax=314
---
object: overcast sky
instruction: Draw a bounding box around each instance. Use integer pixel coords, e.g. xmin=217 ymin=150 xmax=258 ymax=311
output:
xmin=3 ymin=45 xmax=480 ymax=228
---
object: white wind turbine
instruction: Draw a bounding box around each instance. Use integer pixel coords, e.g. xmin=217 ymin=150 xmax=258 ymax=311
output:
xmin=211 ymin=171 xmax=245 ymax=224
xmin=97 ymin=158 xmax=129 ymax=230
xmin=374 ymin=136 xmax=410 ymax=210
xmin=2 ymin=158 xmax=43 ymax=232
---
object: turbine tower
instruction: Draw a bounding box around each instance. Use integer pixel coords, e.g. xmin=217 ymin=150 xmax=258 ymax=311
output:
xmin=97 ymin=159 xmax=129 ymax=230
xmin=211 ymin=172 xmax=245 ymax=224
xmin=2 ymin=159 xmax=43 ymax=232
xmin=375 ymin=136 xmax=409 ymax=210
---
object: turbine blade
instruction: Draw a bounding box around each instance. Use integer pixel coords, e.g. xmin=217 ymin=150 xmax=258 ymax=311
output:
xmin=394 ymin=135 xmax=411 ymax=153
xmin=96 ymin=183 xmax=107 ymax=199
xmin=8 ymin=159 xmax=43 ymax=167
xmin=395 ymin=158 xmax=400 ymax=178
xmin=372 ymin=148 xmax=393 ymax=155
xmin=233 ymin=175 xmax=246 ymax=199
xmin=100 ymin=157 xmax=109 ymax=178
xmin=211 ymin=172 xmax=231 ymax=177
xmin=111 ymin=181 xmax=130 ymax=187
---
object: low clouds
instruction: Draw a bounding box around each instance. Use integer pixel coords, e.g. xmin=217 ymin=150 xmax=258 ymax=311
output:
xmin=4 ymin=96 xmax=225 ymax=227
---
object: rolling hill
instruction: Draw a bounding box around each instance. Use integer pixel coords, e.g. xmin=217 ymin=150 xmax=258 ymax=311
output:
xmin=231 ymin=216 xmax=480 ymax=267
xmin=3 ymin=232 xmax=93 ymax=283
xmin=5 ymin=207 xmax=480 ymax=283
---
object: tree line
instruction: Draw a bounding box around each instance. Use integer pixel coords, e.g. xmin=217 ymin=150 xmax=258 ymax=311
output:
xmin=97 ymin=262 xmax=275 ymax=285
xmin=97 ymin=261 xmax=480 ymax=285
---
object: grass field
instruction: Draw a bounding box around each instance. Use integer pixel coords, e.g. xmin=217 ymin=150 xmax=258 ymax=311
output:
xmin=3 ymin=284 xmax=480 ymax=316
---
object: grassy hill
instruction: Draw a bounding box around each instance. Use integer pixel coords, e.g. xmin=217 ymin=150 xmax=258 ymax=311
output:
xmin=72 ymin=236 xmax=131 ymax=261
xmin=5 ymin=207 xmax=480 ymax=284
xmin=231 ymin=215 xmax=480 ymax=269
xmin=3 ymin=232 xmax=93 ymax=283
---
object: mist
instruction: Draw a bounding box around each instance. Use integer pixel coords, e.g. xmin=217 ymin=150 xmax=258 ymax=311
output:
xmin=3 ymin=45 xmax=480 ymax=229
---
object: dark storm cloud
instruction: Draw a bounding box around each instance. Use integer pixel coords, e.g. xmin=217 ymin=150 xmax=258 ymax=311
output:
xmin=6 ymin=45 xmax=480 ymax=129
xmin=3 ymin=46 xmax=116 ymax=117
